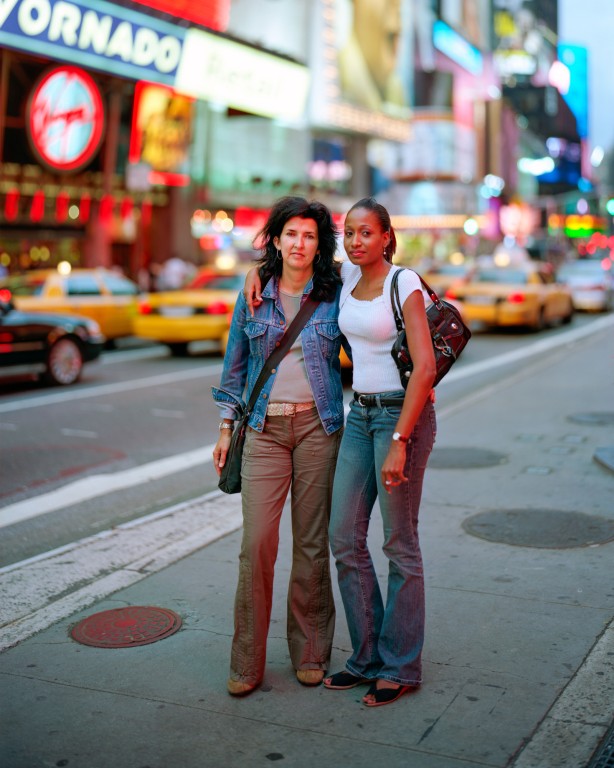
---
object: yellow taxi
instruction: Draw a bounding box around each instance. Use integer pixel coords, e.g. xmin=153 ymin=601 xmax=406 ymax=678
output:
xmin=421 ymin=263 xmax=475 ymax=295
xmin=445 ymin=264 xmax=574 ymax=330
xmin=133 ymin=267 xmax=250 ymax=356
xmin=0 ymin=267 xmax=139 ymax=341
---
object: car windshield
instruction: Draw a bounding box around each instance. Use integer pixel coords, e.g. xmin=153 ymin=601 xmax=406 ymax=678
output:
xmin=558 ymin=262 xmax=607 ymax=278
xmin=475 ymin=270 xmax=529 ymax=284
xmin=432 ymin=265 xmax=468 ymax=275
xmin=66 ymin=276 xmax=101 ymax=295
xmin=103 ymin=274 xmax=138 ymax=295
xmin=187 ymin=273 xmax=245 ymax=291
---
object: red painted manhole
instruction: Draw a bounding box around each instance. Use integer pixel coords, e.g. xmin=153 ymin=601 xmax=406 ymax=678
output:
xmin=70 ymin=606 xmax=182 ymax=648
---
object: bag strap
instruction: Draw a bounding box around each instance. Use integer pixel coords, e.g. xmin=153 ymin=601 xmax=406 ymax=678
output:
xmin=390 ymin=269 xmax=404 ymax=332
xmin=390 ymin=268 xmax=444 ymax=330
xmin=244 ymin=294 xmax=320 ymax=415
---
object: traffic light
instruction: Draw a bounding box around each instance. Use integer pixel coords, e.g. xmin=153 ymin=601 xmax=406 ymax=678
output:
xmin=606 ymin=198 xmax=614 ymax=216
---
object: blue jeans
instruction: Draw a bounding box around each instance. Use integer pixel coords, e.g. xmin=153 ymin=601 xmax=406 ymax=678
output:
xmin=329 ymin=393 xmax=436 ymax=685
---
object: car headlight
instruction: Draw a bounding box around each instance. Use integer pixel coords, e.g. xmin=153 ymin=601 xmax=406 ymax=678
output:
xmin=85 ymin=319 xmax=103 ymax=336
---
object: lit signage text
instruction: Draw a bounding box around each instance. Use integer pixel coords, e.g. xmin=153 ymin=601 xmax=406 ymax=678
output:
xmin=433 ymin=20 xmax=483 ymax=76
xmin=0 ymin=0 xmax=185 ymax=84
xmin=175 ymin=28 xmax=310 ymax=122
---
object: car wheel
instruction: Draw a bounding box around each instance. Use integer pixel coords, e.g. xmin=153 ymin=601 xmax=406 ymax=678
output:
xmin=168 ymin=342 xmax=190 ymax=357
xmin=44 ymin=337 xmax=83 ymax=386
xmin=533 ymin=308 xmax=546 ymax=332
xmin=562 ymin=304 xmax=574 ymax=324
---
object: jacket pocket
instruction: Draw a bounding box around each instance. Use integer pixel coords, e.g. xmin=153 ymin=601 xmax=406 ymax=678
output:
xmin=244 ymin=320 xmax=269 ymax=357
xmin=314 ymin=321 xmax=341 ymax=358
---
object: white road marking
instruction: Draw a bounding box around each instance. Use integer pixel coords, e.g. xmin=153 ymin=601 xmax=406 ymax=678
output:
xmin=1 ymin=315 xmax=612 ymax=530
xmin=0 ymin=444 xmax=216 ymax=529
xmin=99 ymin=345 xmax=169 ymax=364
xmin=0 ymin=363 xmax=224 ymax=413
xmin=439 ymin=313 xmax=614 ymax=384
xmin=151 ymin=408 xmax=185 ymax=418
xmin=80 ymin=403 xmax=115 ymax=412
xmin=0 ymin=490 xmax=243 ymax=651
xmin=61 ymin=428 xmax=98 ymax=438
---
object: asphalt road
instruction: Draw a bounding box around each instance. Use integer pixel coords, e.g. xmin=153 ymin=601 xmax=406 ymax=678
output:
xmin=0 ymin=313 xmax=607 ymax=567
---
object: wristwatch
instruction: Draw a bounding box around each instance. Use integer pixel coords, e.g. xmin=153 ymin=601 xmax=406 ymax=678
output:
xmin=392 ymin=432 xmax=410 ymax=443
xmin=219 ymin=422 xmax=234 ymax=432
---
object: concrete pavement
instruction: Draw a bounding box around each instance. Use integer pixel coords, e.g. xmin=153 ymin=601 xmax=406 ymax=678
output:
xmin=1 ymin=321 xmax=613 ymax=768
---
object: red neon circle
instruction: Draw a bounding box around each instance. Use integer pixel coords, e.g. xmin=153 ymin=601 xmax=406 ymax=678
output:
xmin=27 ymin=66 xmax=105 ymax=173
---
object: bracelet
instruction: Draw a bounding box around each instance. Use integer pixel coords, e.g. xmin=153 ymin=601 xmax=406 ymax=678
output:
xmin=219 ymin=422 xmax=234 ymax=432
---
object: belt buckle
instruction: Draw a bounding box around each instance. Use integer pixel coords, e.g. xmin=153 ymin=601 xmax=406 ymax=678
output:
xmin=285 ymin=403 xmax=296 ymax=416
xmin=357 ymin=394 xmax=369 ymax=407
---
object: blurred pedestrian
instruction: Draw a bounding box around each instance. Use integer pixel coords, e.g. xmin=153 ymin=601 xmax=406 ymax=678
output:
xmin=212 ymin=197 xmax=346 ymax=696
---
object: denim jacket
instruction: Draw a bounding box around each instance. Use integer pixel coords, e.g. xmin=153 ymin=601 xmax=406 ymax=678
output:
xmin=211 ymin=276 xmax=345 ymax=435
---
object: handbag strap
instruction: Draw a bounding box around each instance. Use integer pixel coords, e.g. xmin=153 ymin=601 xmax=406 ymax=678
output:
xmin=244 ymin=294 xmax=320 ymax=415
xmin=390 ymin=268 xmax=444 ymax=332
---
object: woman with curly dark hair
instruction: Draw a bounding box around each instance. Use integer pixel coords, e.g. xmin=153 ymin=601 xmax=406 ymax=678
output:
xmin=212 ymin=197 xmax=348 ymax=697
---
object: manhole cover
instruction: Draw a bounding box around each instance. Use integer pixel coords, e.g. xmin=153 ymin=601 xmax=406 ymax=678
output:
xmin=71 ymin=606 xmax=182 ymax=648
xmin=462 ymin=509 xmax=614 ymax=549
xmin=429 ymin=447 xmax=508 ymax=469
xmin=568 ymin=412 xmax=614 ymax=426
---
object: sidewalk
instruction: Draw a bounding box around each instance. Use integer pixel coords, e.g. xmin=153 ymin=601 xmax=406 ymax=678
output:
xmin=2 ymin=325 xmax=613 ymax=768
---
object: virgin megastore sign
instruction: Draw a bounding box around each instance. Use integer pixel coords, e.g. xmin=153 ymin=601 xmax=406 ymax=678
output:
xmin=0 ymin=0 xmax=185 ymax=84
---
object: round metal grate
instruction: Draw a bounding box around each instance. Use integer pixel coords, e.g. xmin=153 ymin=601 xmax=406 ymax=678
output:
xmin=568 ymin=412 xmax=614 ymax=426
xmin=586 ymin=721 xmax=614 ymax=768
xmin=429 ymin=447 xmax=508 ymax=470
xmin=462 ymin=509 xmax=614 ymax=549
xmin=70 ymin=606 xmax=182 ymax=648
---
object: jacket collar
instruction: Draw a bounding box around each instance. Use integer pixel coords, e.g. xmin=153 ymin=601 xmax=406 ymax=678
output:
xmin=261 ymin=274 xmax=314 ymax=299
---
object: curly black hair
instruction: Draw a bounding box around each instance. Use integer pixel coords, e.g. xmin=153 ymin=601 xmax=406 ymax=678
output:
xmin=347 ymin=197 xmax=397 ymax=263
xmin=255 ymin=196 xmax=341 ymax=302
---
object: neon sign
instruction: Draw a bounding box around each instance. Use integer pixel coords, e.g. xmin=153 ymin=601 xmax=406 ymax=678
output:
xmin=27 ymin=65 xmax=105 ymax=172
xmin=129 ymin=81 xmax=193 ymax=186
xmin=433 ymin=20 xmax=483 ymax=76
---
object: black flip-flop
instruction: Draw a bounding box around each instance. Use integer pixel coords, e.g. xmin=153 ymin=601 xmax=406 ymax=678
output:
xmin=323 ymin=671 xmax=370 ymax=690
xmin=362 ymin=682 xmax=419 ymax=707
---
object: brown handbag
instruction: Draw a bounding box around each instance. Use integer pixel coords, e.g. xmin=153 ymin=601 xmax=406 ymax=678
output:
xmin=391 ymin=269 xmax=471 ymax=387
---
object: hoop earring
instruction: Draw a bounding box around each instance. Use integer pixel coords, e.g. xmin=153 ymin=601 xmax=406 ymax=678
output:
xmin=315 ymin=252 xmax=321 ymax=264
xmin=276 ymin=249 xmax=282 ymax=260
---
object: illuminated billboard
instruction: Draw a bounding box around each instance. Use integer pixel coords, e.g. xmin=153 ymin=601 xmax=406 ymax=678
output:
xmin=0 ymin=0 xmax=185 ymax=85
xmin=129 ymin=82 xmax=193 ymax=187
xmin=558 ymin=44 xmax=588 ymax=140
xmin=175 ymin=28 xmax=310 ymax=122
xmin=129 ymin=0 xmax=230 ymax=32
xmin=308 ymin=0 xmax=412 ymax=141
xmin=433 ymin=20 xmax=483 ymax=76
xmin=493 ymin=0 xmax=557 ymax=84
